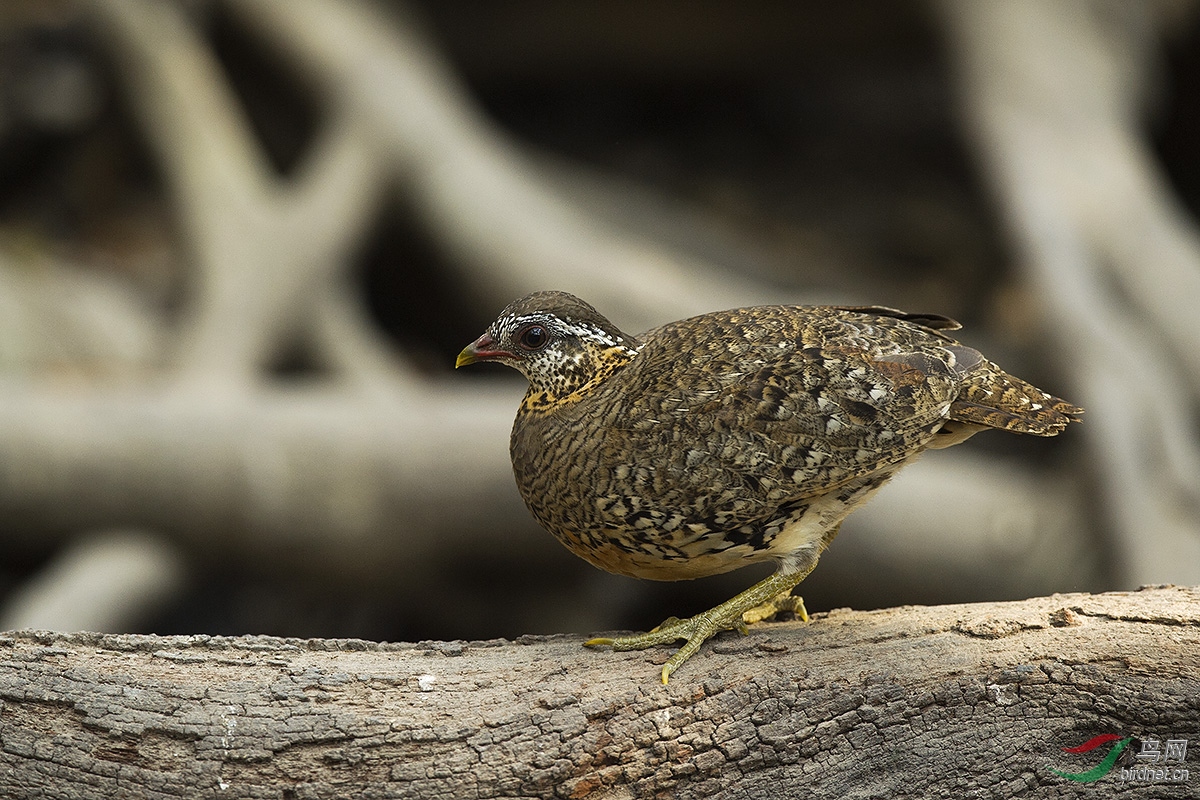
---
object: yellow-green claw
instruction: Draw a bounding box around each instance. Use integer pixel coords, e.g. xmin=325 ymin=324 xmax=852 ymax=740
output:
xmin=582 ymin=569 xmax=811 ymax=683
xmin=742 ymin=592 xmax=809 ymax=626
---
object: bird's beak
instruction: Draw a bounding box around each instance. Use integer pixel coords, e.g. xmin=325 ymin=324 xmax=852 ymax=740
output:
xmin=455 ymin=333 xmax=513 ymax=368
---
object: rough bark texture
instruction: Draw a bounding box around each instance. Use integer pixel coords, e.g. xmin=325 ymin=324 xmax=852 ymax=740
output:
xmin=1 ymin=586 xmax=1197 ymax=799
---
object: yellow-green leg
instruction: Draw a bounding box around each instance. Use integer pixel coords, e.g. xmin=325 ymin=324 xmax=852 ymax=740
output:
xmin=585 ymin=567 xmax=811 ymax=684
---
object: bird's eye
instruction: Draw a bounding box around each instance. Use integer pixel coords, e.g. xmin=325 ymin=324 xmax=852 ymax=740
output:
xmin=517 ymin=324 xmax=550 ymax=351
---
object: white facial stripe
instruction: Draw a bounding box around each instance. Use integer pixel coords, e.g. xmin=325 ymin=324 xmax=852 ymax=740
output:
xmin=499 ymin=313 xmax=640 ymax=354
xmin=558 ymin=320 xmax=633 ymax=350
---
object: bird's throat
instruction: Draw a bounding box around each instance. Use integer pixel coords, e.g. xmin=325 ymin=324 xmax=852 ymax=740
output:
xmin=519 ymin=345 xmax=637 ymax=415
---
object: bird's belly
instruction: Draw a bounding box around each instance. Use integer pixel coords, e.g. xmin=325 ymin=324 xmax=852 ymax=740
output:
xmin=538 ymin=465 xmax=901 ymax=582
xmin=512 ymin=403 xmax=909 ymax=581
xmin=552 ymin=528 xmax=778 ymax=581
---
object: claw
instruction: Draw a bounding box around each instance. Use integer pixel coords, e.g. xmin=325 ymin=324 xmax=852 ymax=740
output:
xmin=581 ymin=569 xmax=812 ymax=683
xmin=741 ymin=591 xmax=809 ymax=626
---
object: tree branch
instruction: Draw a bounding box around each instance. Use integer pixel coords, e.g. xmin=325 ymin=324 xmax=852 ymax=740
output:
xmin=0 ymin=379 xmax=1099 ymax=607
xmin=86 ymin=0 xmax=383 ymax=386
xmin=937 ymin=0 xmax=1200 ymax=587
xmin=2 ymin=586 xmax=1197 ymax=798
xmin=228 ymin=0 xmax=777 ymax=332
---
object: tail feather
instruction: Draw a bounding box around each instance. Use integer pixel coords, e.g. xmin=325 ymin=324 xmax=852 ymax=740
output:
xmin=950 ymin=369 xmax=1083 ymax=437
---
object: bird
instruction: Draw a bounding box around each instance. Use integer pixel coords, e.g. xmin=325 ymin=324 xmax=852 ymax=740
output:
xmin=456 ymin=291 xmax=1082 ymax=683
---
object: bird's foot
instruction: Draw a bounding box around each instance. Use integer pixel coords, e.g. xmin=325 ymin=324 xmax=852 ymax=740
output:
xmin=740 ymin=590 xmax=808 ymax=627
xmin=584 ymin=570 xmax=809 ymax=684
xmin=585 ymin=609 xmax=736 ymax=685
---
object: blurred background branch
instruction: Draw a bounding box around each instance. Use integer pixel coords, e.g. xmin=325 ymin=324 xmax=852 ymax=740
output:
xmin=940 ymin=0 xmax=1200 ymax=582
xmin=0 ymin=0 xmax=1195 ymax=642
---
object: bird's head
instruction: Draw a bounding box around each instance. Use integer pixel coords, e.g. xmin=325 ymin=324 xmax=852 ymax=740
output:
xmin=456 ymin=291 xmax=640 ymax=404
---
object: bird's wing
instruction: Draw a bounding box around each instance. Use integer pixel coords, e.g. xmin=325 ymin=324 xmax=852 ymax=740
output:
xmin=613 ymin=306 xmax=973 ymax=502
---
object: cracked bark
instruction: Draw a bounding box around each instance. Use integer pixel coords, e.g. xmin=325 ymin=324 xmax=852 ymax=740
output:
xmin=2 ymin=586 xmax=1197 ymax=799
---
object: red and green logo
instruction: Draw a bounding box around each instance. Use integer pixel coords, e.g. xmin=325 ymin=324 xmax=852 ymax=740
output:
xmin=1051 ymin=734 xmax=1133 ymax=782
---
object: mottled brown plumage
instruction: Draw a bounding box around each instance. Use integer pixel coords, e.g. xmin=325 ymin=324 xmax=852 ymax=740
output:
xmin=457 ymin=291 xmax=1082 ymax=682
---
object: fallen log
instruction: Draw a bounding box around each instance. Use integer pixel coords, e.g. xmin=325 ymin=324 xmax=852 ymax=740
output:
xmin=2 ymin=586 xmax=1197 ymax=799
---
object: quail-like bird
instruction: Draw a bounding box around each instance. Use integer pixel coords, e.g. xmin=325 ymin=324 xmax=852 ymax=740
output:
xmin=457 ymin=291 xmax=1082 ymax=682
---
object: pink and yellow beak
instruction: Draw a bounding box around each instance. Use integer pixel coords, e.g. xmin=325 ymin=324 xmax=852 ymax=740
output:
xmin=455 ymin=333 xmax=513 ymax=368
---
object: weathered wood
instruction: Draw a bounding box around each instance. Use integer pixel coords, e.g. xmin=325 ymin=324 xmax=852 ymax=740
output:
xmin=1 ymin=586 xmax=1197 ymax=799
